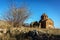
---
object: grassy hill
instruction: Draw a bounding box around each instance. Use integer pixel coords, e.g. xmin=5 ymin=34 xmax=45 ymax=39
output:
xmin=0 ymin=27 xmax=60 ymax=40
xmin=0 ymin=20 xmax=60 ymax=40
xmin=10 ymin=27 xmax=60 ymax=35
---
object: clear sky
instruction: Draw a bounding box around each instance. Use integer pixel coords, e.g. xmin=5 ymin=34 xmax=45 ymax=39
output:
xmin=0 ymin=0 xmax=60 ymax=28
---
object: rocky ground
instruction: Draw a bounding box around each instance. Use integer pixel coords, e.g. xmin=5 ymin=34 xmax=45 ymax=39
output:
xmin=0 ymin=27 xmax=60 ymax=40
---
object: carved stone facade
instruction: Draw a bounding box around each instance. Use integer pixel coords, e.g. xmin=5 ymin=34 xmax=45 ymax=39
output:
xmin=30 ymin=13 xmax=54 ymax=29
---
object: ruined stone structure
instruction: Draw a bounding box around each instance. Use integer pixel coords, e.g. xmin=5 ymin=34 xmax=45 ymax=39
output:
xmin=30 ymin=13 xmax=54 ymax=29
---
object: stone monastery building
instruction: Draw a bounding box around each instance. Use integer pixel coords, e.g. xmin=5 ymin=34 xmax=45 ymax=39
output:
xmin=30 ymin=13 xmax=54 ymax=29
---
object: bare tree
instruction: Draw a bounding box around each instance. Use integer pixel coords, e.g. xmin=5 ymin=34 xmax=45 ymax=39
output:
xmin=3 ymin=6 xmax=30 ymax=27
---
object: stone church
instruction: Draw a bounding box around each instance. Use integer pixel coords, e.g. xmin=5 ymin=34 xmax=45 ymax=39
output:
xmin=30 ymin=13 xmax=54 ymax=29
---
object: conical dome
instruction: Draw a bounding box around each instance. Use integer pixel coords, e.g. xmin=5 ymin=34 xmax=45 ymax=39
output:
xmin=41 ymin=13 xmax=48 ymax=20
xmin=41 ymin=13 xmax=48 ymax=17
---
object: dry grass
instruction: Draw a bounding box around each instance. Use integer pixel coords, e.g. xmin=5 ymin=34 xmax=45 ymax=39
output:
xmin=10 ymin=27 xmax=60 ymax=35
xmin=0 ymin=26 xmax=60 ymax=40
xmin=0 ymin=20 xmax=60 ymax=35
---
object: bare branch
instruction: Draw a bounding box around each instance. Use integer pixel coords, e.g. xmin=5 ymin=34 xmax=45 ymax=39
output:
xmin=3 ymin=6 xmax=30 ymax=27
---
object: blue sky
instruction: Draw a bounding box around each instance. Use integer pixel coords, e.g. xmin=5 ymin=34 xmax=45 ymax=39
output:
xmin=0 ymin=0 xmax=60 ymax=28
